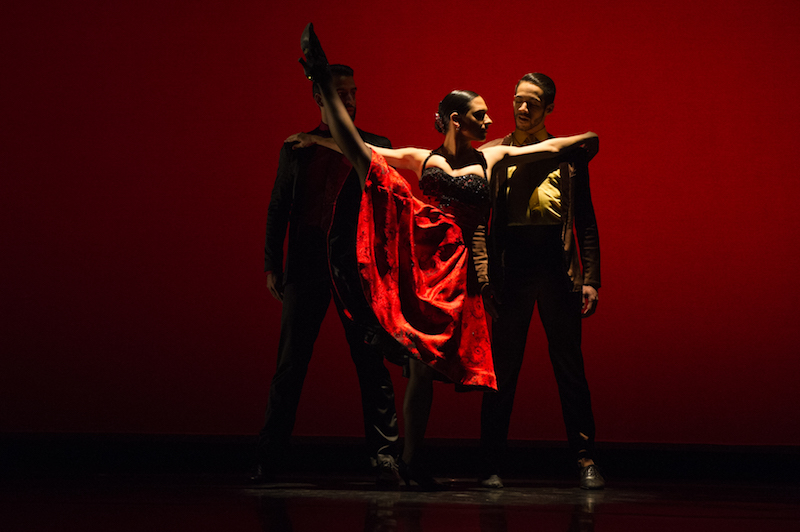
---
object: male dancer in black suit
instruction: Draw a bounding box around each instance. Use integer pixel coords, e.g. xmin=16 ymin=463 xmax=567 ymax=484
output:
xmin=256 ymin=64 xmax=399 ymax=484
xmin=474 ymin=73 xmax=604 ymax=490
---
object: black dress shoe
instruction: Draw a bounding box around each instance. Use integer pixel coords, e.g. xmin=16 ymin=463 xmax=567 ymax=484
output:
xmin=249 ymin=463 xmax=276 ymax=484
xmin=479 ymin=474 xmax=504 ymax=489
xmin=375 ymin=455 xmax=401 ymax=488
xmin=579 ymin=464 xmax=605 ymax=490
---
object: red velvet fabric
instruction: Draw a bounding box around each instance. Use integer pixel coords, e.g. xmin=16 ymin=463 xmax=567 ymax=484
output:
xmin=357 ymin=151 xmax=496 ymax=391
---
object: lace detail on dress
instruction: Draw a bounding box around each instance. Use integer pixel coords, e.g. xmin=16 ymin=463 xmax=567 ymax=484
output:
xmin=418 ymin=150 xmax=491 ymax=232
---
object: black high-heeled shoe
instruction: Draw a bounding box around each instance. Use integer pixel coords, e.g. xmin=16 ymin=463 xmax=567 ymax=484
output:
xmin=299 ymin=23 xmax=329 ymax=82
xmin=398 ymin=458 xmax=448 ymax=491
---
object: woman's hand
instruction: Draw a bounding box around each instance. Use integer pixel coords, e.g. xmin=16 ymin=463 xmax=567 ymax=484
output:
xmin=580 ymin=134 xmax=599 ymax=161
xmin=285 ymin=132 xmax=319 ymax=149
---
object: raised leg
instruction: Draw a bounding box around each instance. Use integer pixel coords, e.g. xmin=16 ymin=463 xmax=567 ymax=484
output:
xmin=300 ymin=23 xmax=372 ymax=186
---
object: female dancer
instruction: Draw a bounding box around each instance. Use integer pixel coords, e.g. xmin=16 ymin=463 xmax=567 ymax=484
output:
xmin=293 ymin=23 xmax=598 ymax=489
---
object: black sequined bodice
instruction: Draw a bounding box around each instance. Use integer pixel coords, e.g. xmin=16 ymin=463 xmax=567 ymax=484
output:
xmin=419 ymin=152 xmax=490 ymax=230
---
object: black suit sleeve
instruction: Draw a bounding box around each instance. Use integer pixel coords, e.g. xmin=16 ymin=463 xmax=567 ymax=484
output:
xmin=264 ymin=143 xmax=296 ymax=274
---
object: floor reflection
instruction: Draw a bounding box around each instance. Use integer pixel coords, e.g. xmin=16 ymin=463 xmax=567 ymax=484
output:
xmin=247 ymin=478 xmax=800 ymax=532
xmin=2 ymin=476 xmax=798 ymax=531
xmin=254 ymin=489 xmax=602 ymax=532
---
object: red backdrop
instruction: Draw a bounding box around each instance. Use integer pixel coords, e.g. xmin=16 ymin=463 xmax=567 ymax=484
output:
xmin=3 ymin=0 xmax=799 ymax=446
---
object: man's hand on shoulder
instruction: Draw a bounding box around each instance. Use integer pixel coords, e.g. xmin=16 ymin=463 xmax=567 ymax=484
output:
xmin=285 ymin=132 xmax=317 ymax=149
xmin=581 ymin=285 xmax=598 ymax=317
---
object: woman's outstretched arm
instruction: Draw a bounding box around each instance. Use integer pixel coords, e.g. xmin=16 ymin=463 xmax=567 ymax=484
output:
xmin=368 ymin=146 xmax=429 ymax=177
xmin=480 ymin=132 xmax=598 ymax=174
xmin=285 ymin=132 xmax=430 ymax=179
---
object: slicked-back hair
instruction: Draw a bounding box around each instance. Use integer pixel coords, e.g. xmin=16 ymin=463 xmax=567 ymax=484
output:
xmin=515 ymin=73 xmax=556 ymax=108
xmin=435 ymin=90 xmax=480 ymax=134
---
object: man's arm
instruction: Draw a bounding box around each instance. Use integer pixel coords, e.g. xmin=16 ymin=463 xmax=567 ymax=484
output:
xmin=472 ymin=224 xmax=499 ymax=320
xmin=264 ymin=143 xmax=297 ymax=301
xmin=289 ymin=130 xmax=428 ymax=178
xmin=572 ymin=150 xmax=600 ymax=316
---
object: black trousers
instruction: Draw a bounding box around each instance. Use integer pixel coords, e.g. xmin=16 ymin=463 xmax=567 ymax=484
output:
xmin=480 ymin=227 xmax=595 ymax=472
xmin=258 ymin=275 xmax=398 ymax=463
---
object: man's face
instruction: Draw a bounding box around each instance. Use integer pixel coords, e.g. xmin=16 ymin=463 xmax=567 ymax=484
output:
xmin=333 ymin=75 xmax=357 ymax=120
xmin=513 ymin=82 xmax=553 ymax=134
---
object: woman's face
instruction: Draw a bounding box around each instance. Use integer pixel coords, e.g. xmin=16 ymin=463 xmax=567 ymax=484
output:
xmin=457 ymin=97 xmax=493 ymax=141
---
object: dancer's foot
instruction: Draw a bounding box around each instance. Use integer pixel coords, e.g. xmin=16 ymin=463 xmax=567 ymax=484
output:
xmin=579 ymin=463 xmax=606 ymax=490
xmin=479 ymin=474 xmax=504 ymax=489
xmin=299 ymin=23 xmax=329 ymax=82
xmin=375 ymin=454 xmax=401 ymax=489
xmin=398 ymin=459 xmax=448 ymax=491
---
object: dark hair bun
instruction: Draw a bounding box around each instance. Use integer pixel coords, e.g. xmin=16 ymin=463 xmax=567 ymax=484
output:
xmin=436 ymin=90 xmax=479 ymax=135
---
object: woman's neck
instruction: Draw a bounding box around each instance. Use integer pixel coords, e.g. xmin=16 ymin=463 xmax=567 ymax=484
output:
xmin=439 ymin=135 xmax=476 ymax=168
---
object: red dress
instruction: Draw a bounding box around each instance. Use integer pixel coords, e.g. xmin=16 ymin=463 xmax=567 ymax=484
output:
xmin=356 ymin=150 xmax=496 ymax=391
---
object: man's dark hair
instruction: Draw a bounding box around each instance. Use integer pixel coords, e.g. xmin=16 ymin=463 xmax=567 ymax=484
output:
xmin=312 ymin=64 xmax=354 ymax=95
xmin=515 ymin=73 xmax=556 ymax=108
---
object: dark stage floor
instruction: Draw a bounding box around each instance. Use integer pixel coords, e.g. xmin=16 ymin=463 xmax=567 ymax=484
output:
xmin=2 ymin=437 xmax=799 ymax=531
xmin=3 ymin=474 xmax=799 ymax=531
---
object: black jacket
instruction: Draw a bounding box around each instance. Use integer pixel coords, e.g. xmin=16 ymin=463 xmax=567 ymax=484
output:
xmin=264 ymin=126 xmax=391 ymax=283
